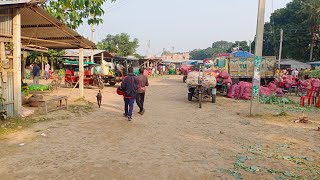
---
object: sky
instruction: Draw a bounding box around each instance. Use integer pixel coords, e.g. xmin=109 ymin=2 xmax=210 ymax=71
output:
xmin=77 ymin=0 xmax=292 ymax=56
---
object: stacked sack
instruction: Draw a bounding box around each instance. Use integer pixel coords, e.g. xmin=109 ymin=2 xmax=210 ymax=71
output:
xmin=186 ymin=71 xmax=200 ymax=87
xmin=186 ymin=71 xmax=217 ymax=88
xmin=202 ymin=75 xmax=217 ymax=88
xmin=219 ymin=71 xmax=232 ymax=84
xmin=227 ymin=81 xmax=284 ymax=100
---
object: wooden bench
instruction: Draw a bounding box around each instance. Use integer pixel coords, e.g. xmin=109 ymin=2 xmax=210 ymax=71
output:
xmin=39 ymin=96 xmax=68 ymax=114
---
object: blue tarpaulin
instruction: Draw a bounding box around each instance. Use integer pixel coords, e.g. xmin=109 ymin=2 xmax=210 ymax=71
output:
xmin=232 ymin=51 xmax=254 ymax=58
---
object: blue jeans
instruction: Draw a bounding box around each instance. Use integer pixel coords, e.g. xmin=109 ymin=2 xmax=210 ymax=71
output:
xmin=124 ymin=98 xmax=135 ymax=117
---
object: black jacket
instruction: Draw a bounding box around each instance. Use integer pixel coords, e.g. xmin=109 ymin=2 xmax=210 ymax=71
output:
xmin=120 ymin=73 xmax=138 ymax=98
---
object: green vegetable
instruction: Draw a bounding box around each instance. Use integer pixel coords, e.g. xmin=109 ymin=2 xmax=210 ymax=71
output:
xmin=309 ymin=70 xmax=320 ymax=78
xmin=260 ymin=94 xmax=296 ymax=104
xmin=29 ymin=84 xmax=50 ymax=92
xmin=22 ymin=83 xmax=29 ymax=96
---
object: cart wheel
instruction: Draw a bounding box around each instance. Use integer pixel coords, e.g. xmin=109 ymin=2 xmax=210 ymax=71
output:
xmin=212 ymin=94 xmax=216 ymax=103
xmin=188 ymin=93 xmax=192 ymax=101
xmin=199 ymin=93 xmax=202 ymax=108
xmin=109 ymin=82 xmax=116 ymax=86
xmin=65 ymin=81 xmax=72 ymax=88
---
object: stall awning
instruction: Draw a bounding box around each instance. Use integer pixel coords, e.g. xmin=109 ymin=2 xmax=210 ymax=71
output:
xmin=0 ymin=2 xmax=95 ymax=49
xmin=64 ymin=49 xmax=114 ymax=58
xmin=64 ymin=60 xmax=96 ymax=65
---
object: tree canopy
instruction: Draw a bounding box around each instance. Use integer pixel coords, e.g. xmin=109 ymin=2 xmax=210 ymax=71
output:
xmin=97 ymin=33 xmax=139 ymax=57
xmin=255 ymin=0 xmax=320 ymax=61
xmin=44 ymin=0 xmax=116 ymax=30
xmin=190 ymin=40 xmax=248 ymax=60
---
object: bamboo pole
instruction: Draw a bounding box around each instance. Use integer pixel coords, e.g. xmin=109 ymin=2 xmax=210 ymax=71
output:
xmin=79 ymin=48 xmax=84 ymax=97
xmin=13 ymin=8 xmax=22 ymax=116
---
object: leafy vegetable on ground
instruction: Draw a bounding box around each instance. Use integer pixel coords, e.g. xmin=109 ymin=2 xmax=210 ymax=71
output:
xmin=260 ymin=94 xmax=296 ymax=104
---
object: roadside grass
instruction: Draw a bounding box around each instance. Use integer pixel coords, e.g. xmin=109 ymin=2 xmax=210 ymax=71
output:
xmin=0 ymin=117 xmax=42 ymax=137
xmin=0 ymin=101 xmax=94 ymax=138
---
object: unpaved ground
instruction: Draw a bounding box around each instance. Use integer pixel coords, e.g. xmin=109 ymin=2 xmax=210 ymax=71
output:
xmin=0 ymin=76 xmax=320 ymax=179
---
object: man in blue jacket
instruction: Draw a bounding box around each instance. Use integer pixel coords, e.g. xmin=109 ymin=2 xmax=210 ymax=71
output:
xmin=121 ymin=67 xmax=138 ymax=121
xmin=32 ymin=63 xmax=40 ymax=84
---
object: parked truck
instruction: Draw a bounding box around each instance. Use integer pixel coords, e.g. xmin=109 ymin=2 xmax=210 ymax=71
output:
xmin=213 ymin=53 xmax=276 ymax=84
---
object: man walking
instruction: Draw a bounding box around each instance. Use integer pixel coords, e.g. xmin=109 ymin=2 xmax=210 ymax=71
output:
xmin=121 ymin=67 xmax=138 ymax=121
xmin=136 ymin=68 xmax=149 ymax=115
xmin=32 ymin=63 xmax=40 ymax=84
xmin=44 ymin=63 xmax=50 ymax=80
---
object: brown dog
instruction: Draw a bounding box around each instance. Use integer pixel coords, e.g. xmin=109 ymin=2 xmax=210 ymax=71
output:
xmin=96 ymin=90 xmax=102 ymax=108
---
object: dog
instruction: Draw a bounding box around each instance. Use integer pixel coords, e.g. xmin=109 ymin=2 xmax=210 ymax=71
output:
xmin=96 ymin=90 xmax=102 ymax=108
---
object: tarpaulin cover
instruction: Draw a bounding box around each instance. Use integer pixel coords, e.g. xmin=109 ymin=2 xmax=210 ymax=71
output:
xmin=232 ymin=51 xmax=254 ymax=57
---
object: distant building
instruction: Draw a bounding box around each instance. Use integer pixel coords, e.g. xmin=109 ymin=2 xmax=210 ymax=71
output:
xmin=161 ymin=52 xmax=190 ymax=60
xmin=279 ymin=59 xmax=311 ymax=70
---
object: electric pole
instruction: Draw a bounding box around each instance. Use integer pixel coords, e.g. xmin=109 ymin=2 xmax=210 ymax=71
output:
xmin=146 ymin=40 xmax=150 ymax=57
xmin=249 ymin=40 xmax=252 ymax=54
xmin=278 ymin=29 xmax=283 ymax=69
xmin=91 ymin=17 xmax=95 ymax=63
xmin=250 ymin=0 xmax=266 ymax=116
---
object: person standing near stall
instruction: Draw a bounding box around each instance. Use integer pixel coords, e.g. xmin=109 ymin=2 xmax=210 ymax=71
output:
xmin=32 ymin=63 xmax=40 ymax=84
xmin=44 ymin=63 xmax=50 ymax=80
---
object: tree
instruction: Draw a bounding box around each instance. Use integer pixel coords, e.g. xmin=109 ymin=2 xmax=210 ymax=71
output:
xmin=97 ymin=33 xmax=139 ymax=57
xmin=302 ymin=0 xmax=320 ymax=61
xmin=190 ymin=41 xmax=241 ymax=60
xmin=27 ymin=51 xmax=41 ymax=64
xmin=161 ymin=50 xmax=172 ymax=56
xmin=190 ymin=47 xmax=217 ymax=60
xmin=44 ymin=0 xmax=116 ymax=30
xmin=252 ymin=0 xmax=320 ymax=61
xmin=46 ymin=50 xmax=65 ymax=71
xmin=212 ymin=41 xmax=233 ymax=52
xmin=227 ymin=41 xmax=250 ymax=53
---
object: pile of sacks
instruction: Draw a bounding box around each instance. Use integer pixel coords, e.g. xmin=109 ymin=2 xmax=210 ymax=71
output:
xmin=94 ymin=60 xmax=115 ymax=76
xmin=227 ymin=81 xmax=284 ymax=100
xmin=218 ymin=71 xmax=232 ymax=85
xmin=186 ymin=71 xmax=217 ymax=88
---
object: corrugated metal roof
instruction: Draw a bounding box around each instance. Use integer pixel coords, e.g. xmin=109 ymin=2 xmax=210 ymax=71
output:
xmin=0 ymin=0 xmax=31 ymax=5
xmin=64 ymin=49 xmax=114 ymax=58
xmin=65 ymin=49 xmax=104 ymax=57
xmin=19 ymin=7 xmax=95 ymax=49
xmin=0 ymin=3 xmax=95 ymax=49
xmin=279 ymin=59 xmax=311 ymax=69
xmin=308 ymin=61 xmax=320 ymax=65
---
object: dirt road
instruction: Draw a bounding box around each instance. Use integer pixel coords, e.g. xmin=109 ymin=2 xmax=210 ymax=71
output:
xmin=0 ymin=76 xmax=320 ymax=179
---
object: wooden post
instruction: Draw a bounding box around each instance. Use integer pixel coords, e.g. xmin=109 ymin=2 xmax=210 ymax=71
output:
xmin=79 ymin=48 xmax=84 ymax=97
xmin=13 ymin=8 xmax=22 ymax=116
xmin=50 ymin=56 xmax=54 ymax=72
xmin=101 ymin=52 xmax=104 ymax=64
xmin=22 ymin=51 xmax=27 ymax=80
xmin=41 ymin=54 xmax=44 ymax=77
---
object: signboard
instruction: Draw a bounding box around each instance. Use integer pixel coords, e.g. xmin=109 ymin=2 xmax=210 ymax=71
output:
xmin=228 ymin=56 xmax=276 ymax=78
xmin=216 ymin=53 xmax=230 ymax=57
xmin=229 ymin=58 xmax=239 ymax=76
